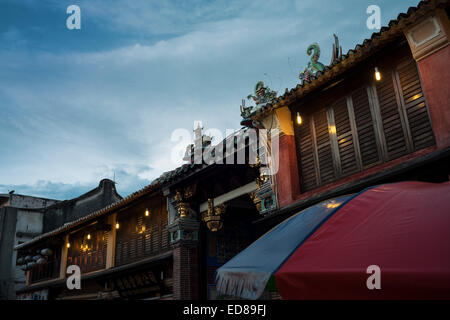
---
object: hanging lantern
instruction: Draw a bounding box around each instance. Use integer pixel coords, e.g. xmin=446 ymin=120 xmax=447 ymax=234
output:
xmin=40 ymin=248 xmax=53 ymax=257
xmin=145 ymin=208 xmax=150 ymax=217
xmin=16 ymin=257 xmax=25 ymax=265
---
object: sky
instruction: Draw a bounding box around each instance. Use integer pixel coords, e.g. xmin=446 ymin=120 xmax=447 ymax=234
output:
xmin=0 ymin=0 xmax=419 ymax=200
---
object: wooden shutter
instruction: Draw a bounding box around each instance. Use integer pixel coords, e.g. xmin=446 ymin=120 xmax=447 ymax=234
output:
xmin=395 ymin=59 xmax=435 ymax=151
xmin=295 ymin=113 xmax=319 ymax=192
xmin=115 ymin=211 xmax=148 ymax=267
xmin=115 ymin=205 xmax=170 ymax=267
xmin=314 ymin=107 xmax=336 ymax=184
xmin=375 ymin=69 xmax=410 ymax=160
xmin=67 ymin=228 xmax=107 ymax=274
xmin=294 ymin=51 xmax=435 ymax=195
xmin=351 ymin=86 xmax=382 ymax=168
xmin=331 ymin=96 xmax=360 ymax=176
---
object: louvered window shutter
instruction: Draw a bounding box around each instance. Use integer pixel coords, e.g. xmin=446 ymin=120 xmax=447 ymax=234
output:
xmin=331 ymin=96 xmax=360 ymax=176
xmin=115 ymin=205 xmax=170 ymax=267
xmin=294 ymin=53 xmax=435 ymax=195
xmin=374 ymin=68 xmax=411 ymax=160
xmin=314 ymin=107 xmax=336 ymax=184
xmin=395 ymin=58 xmax=435 ymax=151
xmin=351 ymin=87 xmax=382 ymax=168
xmin=295 ymin=112 xmax=319 ymax=192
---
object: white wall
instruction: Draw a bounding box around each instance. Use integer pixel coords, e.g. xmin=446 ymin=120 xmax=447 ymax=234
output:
xmin=10 ymin=210 xmax=44 ymax=297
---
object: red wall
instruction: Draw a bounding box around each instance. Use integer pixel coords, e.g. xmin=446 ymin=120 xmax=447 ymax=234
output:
xmin=275 ymin=134 xmax=300 ymax=208
xmin=417 ymin=45 xmax=450 ymax=148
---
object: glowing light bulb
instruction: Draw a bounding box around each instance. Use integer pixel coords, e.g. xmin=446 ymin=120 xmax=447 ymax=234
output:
xmin=375 ymin=67 xmax=381 ymax=81
xmin=66 ymin=242 xmax=70 ymax=248
xmin=116 ymin=222 xmax=120 ymax=229
xmin=296 ymin=112 xmax=302 ymax=125
xmin=330 ymin=125 xmax=336 ymax=135
xmin=145 ymin=208 xmax=149 ymax=217
xmin=87 ymin=234 xmax=91 ymax=240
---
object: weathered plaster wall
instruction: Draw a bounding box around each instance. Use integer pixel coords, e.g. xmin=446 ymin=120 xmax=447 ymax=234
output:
xmin=417 ymin=44 xmax=450 ymax=149
xmin=0 ymin=207 xmax=17 ymax=300
xmin=11 ymin=210 xmax=44 ymax=296
xmin=9 ymin=195 xmax=58 ymax=209
xmin=1 ymin=205 xmax=47 ymax=299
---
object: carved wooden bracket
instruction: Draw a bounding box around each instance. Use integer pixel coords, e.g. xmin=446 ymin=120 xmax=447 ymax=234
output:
xmin=173 ymin=184 xmax=197 ymax=218
xmin=202 ymin=199 xmax=226 ymax=232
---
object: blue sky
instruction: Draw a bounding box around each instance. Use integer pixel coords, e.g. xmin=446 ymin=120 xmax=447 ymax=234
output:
xmin=0 ymin=0 xmax=419 ymax=200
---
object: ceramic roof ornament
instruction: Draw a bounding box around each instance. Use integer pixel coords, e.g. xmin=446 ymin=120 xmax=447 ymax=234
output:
xmin=240 ymin=81 xmax=277 ymax=127
xmin=299 ymin=43 xmax=325 ymax=83
xmin=330 ymin=34 xmax=343 ymax=65
xmin=247 ymin=81 xmax=277 ymax=107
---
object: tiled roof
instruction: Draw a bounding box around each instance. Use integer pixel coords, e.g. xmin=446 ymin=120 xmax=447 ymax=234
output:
xmin=151 ymin=163 xmax=205 ymax=186
xmin=251 ymin=0 xmax=437 ymax=119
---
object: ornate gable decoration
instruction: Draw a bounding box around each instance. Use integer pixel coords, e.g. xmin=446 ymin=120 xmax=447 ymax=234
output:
xmin=240 ymin=81 xmax=277 ymax=127
xmin=299 ymin=43 xmax=325 ymax=83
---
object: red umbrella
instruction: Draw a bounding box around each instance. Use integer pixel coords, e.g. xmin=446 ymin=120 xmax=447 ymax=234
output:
xmin=276 ymin=181 xmax=450 ymax=299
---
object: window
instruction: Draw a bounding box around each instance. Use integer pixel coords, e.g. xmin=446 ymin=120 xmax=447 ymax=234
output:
xmin=115 ymin=203 xmax=170 ymax=267
xmin=294 ymin=53 xmax=435 ymax=193
xmin=66 ymin=226 xmax=108 ymax=274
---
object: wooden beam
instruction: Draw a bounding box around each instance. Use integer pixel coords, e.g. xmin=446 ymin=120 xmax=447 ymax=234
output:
xmin=59 ymin=234 xmax=69 ymax=279
xmin=105 ymin=213 xmax=117 ymax=269
xmin=199 ymin=182 xmax=257 ymax=212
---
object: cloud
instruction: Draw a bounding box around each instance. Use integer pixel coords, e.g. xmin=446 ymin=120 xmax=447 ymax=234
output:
xmin=0 ymin=0 xmax=420 ymax=199
xmin=0 ymin=181 xmax=97 ymax=201
xmin=0 ymin=162 xmax=154 ymax=200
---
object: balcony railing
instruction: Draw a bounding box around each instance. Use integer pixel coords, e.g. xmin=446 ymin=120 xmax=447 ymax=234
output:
xmin=30 ymin=259 xmax=60 ymax=284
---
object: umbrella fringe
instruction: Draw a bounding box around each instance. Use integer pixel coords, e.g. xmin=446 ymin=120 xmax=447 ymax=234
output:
xmin=215 ymin=271 xmax=271 ymax=300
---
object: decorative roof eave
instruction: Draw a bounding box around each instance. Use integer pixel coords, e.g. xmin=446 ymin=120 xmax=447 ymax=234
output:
xmin=251 ymin=0 xmax=435 ymax=121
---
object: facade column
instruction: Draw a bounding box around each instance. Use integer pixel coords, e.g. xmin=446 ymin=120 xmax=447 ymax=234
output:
xmin=59 ymin=234 xmax=69 ymax=279
xmin=260 ymin=106 xmax=300 ymax=208
xmin=105 ymin=213 xmax=117 ymax=269
xmin=168 ymin=217 xmax=200 ymax=300
xmin=167 ymin=187 xmax=200 ymax=300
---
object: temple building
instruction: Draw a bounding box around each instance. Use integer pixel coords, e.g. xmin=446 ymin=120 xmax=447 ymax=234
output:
xmin=13 ymin=0 xmax=450 ymax=300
